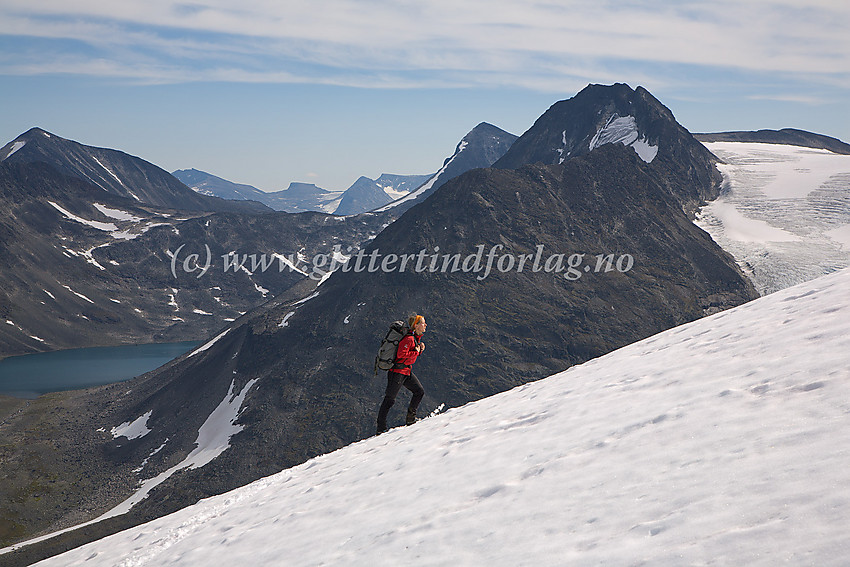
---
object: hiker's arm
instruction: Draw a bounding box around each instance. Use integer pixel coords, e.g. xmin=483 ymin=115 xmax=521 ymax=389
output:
xmin=396 ymin=336 xmax=419 ymax=365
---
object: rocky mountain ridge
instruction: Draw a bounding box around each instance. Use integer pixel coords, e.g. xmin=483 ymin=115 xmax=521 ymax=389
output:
xmin=0 ymin=160 xmax=391 ymax=359
xmin=376 ymin=122 xmax=518 ymax=213
xmin=1 ymin=129 xmax=270 ymax=213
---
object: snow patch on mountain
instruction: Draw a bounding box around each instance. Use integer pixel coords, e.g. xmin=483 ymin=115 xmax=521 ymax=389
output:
xmin=187 ymin=328 xmax=230 ymax=358
xmin=111 ymin=410 xmax=152 ymax=440
xmin=29 ymin=267 xmax=850 ymax=566
xmin=696 ymin=142 xmax=850 ymax=294
xmin=48 ymin=200 xmax=166 ymax=242
xmin=93 ymin=203 xmax=144 ymax=222
xmin=49 ymin=201 xmax=118 ymax=232
xmin=587 ymin=114 xmax=658 ymax=163
xmin=91 ymin=156 xmax=126 ymax=188
xmin=99 ymin=377 xmax=259 ymax=519
xmin=61 ymin=284 xmax=94 ymax=304
xmin=2 ymin=140 xmax=26 ymax=160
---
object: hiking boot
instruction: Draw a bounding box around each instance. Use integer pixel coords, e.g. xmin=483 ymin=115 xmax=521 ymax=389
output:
xmin=405 ymin=409 xmax=417 ymax=426
xmin=376 ymin=421 xmax=388 ymax=435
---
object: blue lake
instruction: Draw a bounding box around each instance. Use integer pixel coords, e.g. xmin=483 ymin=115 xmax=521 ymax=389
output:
xmin=0 ymin=341 xmax=201 ymax=399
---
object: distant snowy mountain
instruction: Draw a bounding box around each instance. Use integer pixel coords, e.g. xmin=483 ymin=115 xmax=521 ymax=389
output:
xmin=23 ymin=266 xmax=850 ymax=566
xmin=259 ymin=181 xmax=343 ymax=214
xmin=172 ymin=169 xmax=343 ymax=214
xmin=172 ymin=169 xmax=269 ymax=202
xmin=334 ymin=173 xmax=432 ymax=216
xmin=174 ymin=122 xmax=516 ymax=217
xmin=695 ymin=141 xmax=850 ymax=294
xmin=174 ymin=169 xmax=432 ymax=215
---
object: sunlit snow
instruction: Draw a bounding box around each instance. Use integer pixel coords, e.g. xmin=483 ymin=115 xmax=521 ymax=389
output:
xmin=186 ymin=328 xmax=230 ymax=358
xmin=373 ymin=140 xmax=469 ymax=212
xmin=31 ymin=267 xmax=850 ymax=566
xmin=93 ymin=203 xmax=144 ymax=222
xmin=111 ymin=410 xmax=152 ymax=440
xmin=61 ymin=284 xmax=95 ymax=304
xmin=48 ymin=201 xmax=118 ymax=232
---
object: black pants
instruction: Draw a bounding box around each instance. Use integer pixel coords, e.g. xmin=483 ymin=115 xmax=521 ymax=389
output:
xmin=376 ymin=370 xmax=424 ymax=430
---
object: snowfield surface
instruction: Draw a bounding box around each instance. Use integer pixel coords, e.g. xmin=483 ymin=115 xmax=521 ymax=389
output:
xmin=35 ymin=267 xmax=850 ymax=566
xmin=697 ymin=142 xmax=850 ymax=294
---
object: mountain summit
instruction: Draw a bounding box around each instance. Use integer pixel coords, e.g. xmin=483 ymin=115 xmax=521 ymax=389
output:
xmin=495 ymin=83 xmax=721 ymax=213
xmin=377 ymin=122 xmax=518 ymax=212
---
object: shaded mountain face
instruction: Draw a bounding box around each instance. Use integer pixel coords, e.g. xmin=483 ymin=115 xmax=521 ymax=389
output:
xmin=494 ymin=83 xmax=722 ymax=214
xmin=0 ymin=129 xmax=270 ymax=213
xmin=3 ymin=142 xmax=758 ymax=556
xmin=694 ymin=129 xmax=850 ymax=154
xmin=0 ymin=161 xmax=393 ymax=358
xmin=377 ymin=122 xmax=518 ymax=212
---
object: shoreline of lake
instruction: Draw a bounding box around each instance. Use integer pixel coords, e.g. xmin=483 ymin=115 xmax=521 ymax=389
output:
xmin=0 ymin=341 xmax=201 ymax=399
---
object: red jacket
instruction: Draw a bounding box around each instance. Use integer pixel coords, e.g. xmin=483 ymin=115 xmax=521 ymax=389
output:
xmin=392 ymin=332 xmax=423 ymax=376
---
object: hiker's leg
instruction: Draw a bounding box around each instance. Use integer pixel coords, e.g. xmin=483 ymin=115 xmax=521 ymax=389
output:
xmin=404 ymin=371 xmax=425 ymax=414
xmin=377 ymin=371 xmax=404 ymax=431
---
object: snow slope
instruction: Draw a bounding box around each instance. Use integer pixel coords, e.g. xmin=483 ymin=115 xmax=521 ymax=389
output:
xmin=32 ymin=267 xmax=850 ymax=566
xmin=696 ymin=142 xmax=850 ymax=294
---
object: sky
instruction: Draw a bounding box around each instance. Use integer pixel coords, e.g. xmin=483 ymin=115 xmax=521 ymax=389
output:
xmin=1 ymin=0 xmax=849 ymax=192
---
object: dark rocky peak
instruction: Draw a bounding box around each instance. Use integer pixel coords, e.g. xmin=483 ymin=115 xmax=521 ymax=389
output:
xmin=494 ymin=84 xmax=667 ymax=168
xmin=494 ymin=83 xmax=722 ymax=214
xmin=458 ymin=122 xmax=519 ymax=165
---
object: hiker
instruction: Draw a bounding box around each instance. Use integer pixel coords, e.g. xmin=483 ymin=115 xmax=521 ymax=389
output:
xmin=376 ymin=314 xmax=427 ymax=434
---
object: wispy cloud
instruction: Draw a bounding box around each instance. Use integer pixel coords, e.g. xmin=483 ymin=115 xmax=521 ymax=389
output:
xmin=1 ymin=0 xmax=848 ymax=91
xmin=747 ymin=93 xmax=831 ymax=105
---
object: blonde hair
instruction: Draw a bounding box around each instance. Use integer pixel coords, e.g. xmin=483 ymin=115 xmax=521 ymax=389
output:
xmin=408 ymin=314 xmax=424 ymax=329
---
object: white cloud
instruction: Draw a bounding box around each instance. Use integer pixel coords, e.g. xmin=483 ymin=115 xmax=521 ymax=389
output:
xmin=1 ymin=1 xmax=848 ymax=90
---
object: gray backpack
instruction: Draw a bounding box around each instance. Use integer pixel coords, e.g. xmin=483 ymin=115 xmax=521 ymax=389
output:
xmin=374 ymin=320 xmax=408 ymax=375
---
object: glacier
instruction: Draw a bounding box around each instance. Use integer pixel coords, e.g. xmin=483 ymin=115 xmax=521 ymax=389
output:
xmin=696 ymin=142 xmax=850 ymax=294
